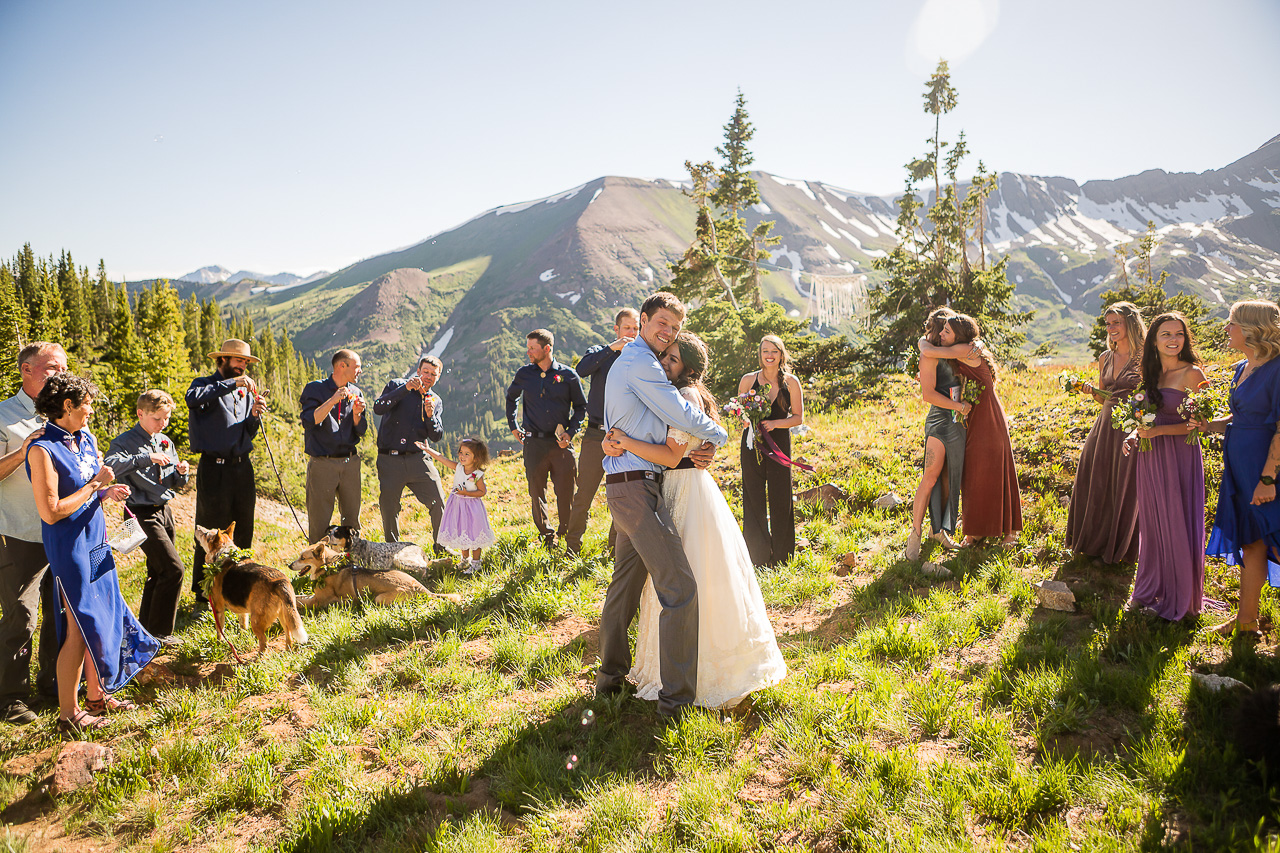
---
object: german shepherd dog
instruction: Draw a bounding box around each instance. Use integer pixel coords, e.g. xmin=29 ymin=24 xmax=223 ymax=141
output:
xmin=324 ymin=525 xmax=432 ymax=573
xmin=290 ymin=541 xmax=462 ymax=607
xmin=193 ymin=523 xmax=309 ymax=663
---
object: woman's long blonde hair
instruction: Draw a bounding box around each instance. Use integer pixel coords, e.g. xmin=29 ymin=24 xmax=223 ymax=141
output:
xmin=1103 ymin=301 xmax=1146 ymax=360
xmin=1230 ymin=300 xmax=1280 ymax=362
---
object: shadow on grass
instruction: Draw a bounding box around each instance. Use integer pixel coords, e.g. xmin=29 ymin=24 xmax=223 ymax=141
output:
xmin=277 ymin=692 xmax=672 ymax=852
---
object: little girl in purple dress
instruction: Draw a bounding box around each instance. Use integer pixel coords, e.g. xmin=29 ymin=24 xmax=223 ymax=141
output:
xmin=420 ymin=437 xmax=495 ymax=574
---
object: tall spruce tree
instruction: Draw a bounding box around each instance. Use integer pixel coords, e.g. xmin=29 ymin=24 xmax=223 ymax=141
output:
xmin=863 ymin=60 xmax=1030 ymax=372
xmin=670 ymin=90 xmax=777 ymax=310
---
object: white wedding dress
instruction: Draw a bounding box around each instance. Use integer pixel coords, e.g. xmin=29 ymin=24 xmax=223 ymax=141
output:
xmin=629 ymin=388 xmax=788 ymax=708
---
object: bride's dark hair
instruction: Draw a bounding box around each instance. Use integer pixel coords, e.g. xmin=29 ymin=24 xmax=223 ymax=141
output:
xmin=671 ymin=332 xmax=720 ymax=423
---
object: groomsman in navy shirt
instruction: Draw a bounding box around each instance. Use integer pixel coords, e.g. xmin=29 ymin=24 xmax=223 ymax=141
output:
xmin=300 ymin=349 xmax=368 ymax=544
xmin=564 ymin=308 xmax=638 ymax=555
xmin=186 ymin=339 xmax=265 ymax=610
xmin=505 ymin=329 xmax=587 ymax=550
xmin=374 ymin=355 xmax=448 ymax=546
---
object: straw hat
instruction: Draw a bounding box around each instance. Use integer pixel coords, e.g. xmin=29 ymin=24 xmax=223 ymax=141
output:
xmin=206 ymin=338 xmax=260 ymax=364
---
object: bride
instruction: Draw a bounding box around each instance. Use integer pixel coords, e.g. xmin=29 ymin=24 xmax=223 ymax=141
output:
xmin=604 ymin=331 xmax=787 ymax=708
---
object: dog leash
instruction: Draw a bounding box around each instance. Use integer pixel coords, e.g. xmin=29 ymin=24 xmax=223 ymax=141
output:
xmin=258 ymin=413 xmax=310 ymax=541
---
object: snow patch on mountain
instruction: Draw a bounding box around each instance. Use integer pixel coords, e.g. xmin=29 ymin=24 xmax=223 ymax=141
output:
xmin=427 ymin=326 xmax=455 ymax=359
xmin=540 ymin=269 xmax=558 ymax=282
xmin=773 ymin=246 xmax=803 ymax=284
xmin=770 ymin=175 xmax=817 ymax=201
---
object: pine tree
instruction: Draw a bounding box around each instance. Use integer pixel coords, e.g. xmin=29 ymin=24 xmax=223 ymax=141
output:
xmin=0 ymin=265 xmax=26 ymax=398
xmin=134 ymin=279 xmax=194 ymax=446
xmin=863 ymin=60 xmax=1031 ymax=372
xmin=669 ymin=91 xmax=778 ymax=310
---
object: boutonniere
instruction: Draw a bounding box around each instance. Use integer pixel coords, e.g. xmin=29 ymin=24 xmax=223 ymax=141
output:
xmin=554 ymin=374 xmax=563 ymax=383
xmin=159 ymin=439 xmax=170 ymax=450
xmin=237 ymin=388 xmax=246 ymax=398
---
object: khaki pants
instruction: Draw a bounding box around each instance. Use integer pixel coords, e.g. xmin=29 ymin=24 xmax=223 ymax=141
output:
xmin=307 ymin=455 xmax=363 ymax=544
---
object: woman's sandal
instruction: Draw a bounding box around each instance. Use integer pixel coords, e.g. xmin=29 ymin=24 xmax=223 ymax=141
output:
xmin=1211 ymin=618 xmax=1261 ymax=639
xmin=84 ymin=695 xmax=139 ymax=715
xmin=57 ymin=709 xmax=109 ymax=735
xmin=931 ymin=531 xmax=961 ymax=551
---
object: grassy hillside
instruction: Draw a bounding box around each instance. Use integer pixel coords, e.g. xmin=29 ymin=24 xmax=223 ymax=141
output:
xmin=2 ymin=360 xmax=1276 ymax=851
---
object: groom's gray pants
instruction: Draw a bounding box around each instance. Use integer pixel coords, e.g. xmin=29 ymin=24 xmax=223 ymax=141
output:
xmin=597 ymin=476 xmax=698 ymax=714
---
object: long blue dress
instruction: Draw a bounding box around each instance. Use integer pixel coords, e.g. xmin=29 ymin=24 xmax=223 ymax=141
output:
xmin=26 ymin=423 xmax=158 ymax=693
xmin=1206 ymin=358 xmax=1280 ymax=587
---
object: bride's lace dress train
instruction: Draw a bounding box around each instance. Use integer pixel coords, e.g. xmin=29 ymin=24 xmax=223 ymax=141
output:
xmin=629 ymin=418 xmax=787 ymax=708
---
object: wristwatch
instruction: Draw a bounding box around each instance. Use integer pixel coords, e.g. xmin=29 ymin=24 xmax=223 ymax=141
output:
xmin=1261 ymin=475 xmax=1276 ymax=486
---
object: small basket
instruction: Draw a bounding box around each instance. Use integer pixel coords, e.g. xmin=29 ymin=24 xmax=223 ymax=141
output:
xmin=109 ymin=508 xmax=147 ymax=554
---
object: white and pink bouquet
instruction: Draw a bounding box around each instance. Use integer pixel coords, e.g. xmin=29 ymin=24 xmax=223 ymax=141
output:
xmin=1110 ymin=391 xmax=1159 ymax=451
xmin=724 ymin=385 xmax=773 ymax=463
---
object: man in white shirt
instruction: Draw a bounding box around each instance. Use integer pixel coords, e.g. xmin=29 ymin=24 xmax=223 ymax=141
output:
xmin=0 ymin=342 xmax=67 ymax=724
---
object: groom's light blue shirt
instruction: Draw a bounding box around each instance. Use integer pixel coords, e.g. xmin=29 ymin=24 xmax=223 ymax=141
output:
xmin=603 ymin=338 xmax=728 ymax=475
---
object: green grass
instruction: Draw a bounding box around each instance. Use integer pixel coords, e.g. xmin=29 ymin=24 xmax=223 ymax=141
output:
xmin=2 ymin=364 xmax=1279 ymax=851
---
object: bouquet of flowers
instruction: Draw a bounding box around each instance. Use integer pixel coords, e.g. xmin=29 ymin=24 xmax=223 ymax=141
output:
xmin=1178 ymin=382 xmax=1228 ymax=445
xmin=724 ymin=384 xmax=773 ymax=462
xmin=1111 ymin=391 xmax=1159 ymax=451
xmin=1058 ymin=371 xmax=1111 ymax=399
xmin=953 ymin=379 xmax=984 ymax=425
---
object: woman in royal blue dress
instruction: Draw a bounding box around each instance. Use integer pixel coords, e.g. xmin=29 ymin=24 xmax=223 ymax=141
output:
xmin=1127 ymin=313 xmax=1206 ymax=621
xmin=27 ymin=373 xmax=158 ymax=733
xmin=1197 ymin=301 xmax=1280 ymax=637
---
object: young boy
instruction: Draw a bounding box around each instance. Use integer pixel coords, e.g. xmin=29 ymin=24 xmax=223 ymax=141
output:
xmin=105 ymin=390 xmax=190 ymax=643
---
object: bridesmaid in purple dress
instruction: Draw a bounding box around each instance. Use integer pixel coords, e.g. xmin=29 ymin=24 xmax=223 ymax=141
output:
xmin=1128 ymin=312 xmax=1207 ymax=621
xmin=1065 ymin=302 xmax=1145 ymax=563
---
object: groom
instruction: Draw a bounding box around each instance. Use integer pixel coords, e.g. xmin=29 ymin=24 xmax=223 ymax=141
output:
xmin=595 ymin=292 xmax=728 ymax=718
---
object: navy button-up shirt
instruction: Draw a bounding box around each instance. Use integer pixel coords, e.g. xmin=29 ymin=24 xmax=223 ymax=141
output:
xmin=185 ymin=371 xmax=261 ymax=456
xmin=300 ymin=377 xmax=368 ymax=457
xmin=505 ymin=359 xmax=587 ymax=436
xmin=575 ymin=344 xmax=622 ymax=426
xmin=105 ymin=422 xmax=189 ymax=507
xmin=373 ymin=379 xmax=444 ymax=450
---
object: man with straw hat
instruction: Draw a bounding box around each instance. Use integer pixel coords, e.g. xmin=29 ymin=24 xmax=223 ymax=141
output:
xmin=185 ymin=338 xmax=266 ymax=612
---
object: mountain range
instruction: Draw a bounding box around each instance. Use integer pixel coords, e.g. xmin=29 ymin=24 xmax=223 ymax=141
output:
xmin=162 ymin=134 xmax=1280 ymax=442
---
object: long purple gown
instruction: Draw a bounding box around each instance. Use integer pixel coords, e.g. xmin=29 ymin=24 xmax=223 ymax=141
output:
xmin=1065 ymin=350 xmax=1141 ymax=562
xmin=1132 ymin=388 xmax=1204 ymax=620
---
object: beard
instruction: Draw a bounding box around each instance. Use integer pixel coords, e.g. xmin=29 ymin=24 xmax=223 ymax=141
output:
xmin=218 ymin=361 xmax=246 ymax=379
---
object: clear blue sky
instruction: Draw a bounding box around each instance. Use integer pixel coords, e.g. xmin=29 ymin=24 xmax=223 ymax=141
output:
xmin=2 ymin=0 xmax=1277 ymax=281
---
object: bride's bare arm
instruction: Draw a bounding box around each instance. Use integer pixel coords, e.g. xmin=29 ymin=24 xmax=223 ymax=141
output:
xmin=606 ymin=428 xmax=688 ymax=468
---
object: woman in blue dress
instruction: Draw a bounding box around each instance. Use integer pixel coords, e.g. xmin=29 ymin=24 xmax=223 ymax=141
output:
xmin=1197 ymin=301 xmax=1280 ymax=637
xmin=27 ymin=373 xmax=158 ymax=732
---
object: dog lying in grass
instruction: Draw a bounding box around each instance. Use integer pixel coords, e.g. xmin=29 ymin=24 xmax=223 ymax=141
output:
xmin=194 ymin=523 xmax=309 ymax=663
xmin=324 ymin=525 xmax=433 ymax=573
xmin=290 ymin=541 xmax=462 ymax=607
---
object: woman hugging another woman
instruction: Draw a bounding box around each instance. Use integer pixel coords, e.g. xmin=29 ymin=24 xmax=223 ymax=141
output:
xmin=918 ymin=313 xmax=1022 ymax=547
xmin=905 ymin=308 xmax=972 ymax=560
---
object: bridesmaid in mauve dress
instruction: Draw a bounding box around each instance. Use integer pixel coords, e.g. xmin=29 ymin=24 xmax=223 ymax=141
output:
xmin=1200 ymin=301 xmax=1280 ymax=636
xmin=918 ymin=313 xmax=1021 ymax=545
xmin=1128 ymin=312 xmax=1206 ymax=621
xmin=1065 ymin=302 xmax=1146 ymax=563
